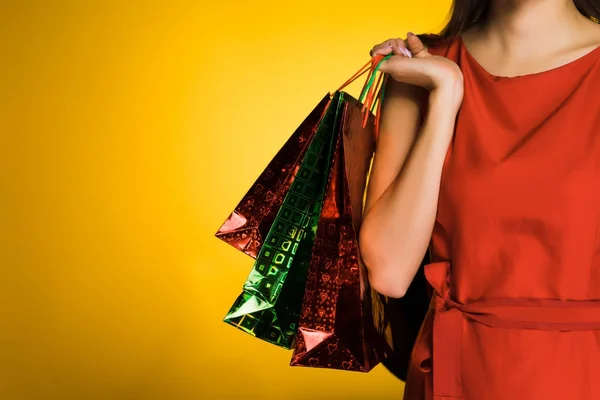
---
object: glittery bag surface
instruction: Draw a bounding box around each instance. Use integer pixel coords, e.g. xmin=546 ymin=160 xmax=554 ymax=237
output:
xmin=223 ymin=92 xmax=347 ymax=348
xmin=290 ymin=93 xmax=393 ymax=372
xmin=215 ymin=54 xmax=391 ymax=260
xmin=215 ymin=95 xmax=331 ymax=259
xmin=220 ymin=55 xmax=399 ymax=356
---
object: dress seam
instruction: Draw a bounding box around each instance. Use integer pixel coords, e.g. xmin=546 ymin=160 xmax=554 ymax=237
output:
xmin=589 ymin=213 xmax=600 ymax=295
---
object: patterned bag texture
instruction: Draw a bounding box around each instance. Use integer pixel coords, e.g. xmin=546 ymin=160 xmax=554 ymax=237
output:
xmin=290 ymin=93 xmax=393 ymax=372
xmin=223 ymin=93 xmax=346 ymax=348
xmin=219 ymin=55 xmax=405 ymax=371
xmin=215 ymin=95 xmax=331 ymax=258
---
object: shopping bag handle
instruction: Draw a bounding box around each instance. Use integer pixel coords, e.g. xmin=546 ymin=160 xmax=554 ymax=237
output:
xmin=335 ymin=54 xmax=392 ymax=138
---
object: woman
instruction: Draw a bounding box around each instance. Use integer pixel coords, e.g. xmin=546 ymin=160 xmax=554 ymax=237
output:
xmin=358 ymin=0 xmax=600 ymax=399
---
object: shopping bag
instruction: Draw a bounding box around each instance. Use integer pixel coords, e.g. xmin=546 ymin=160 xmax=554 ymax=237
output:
xmin=222 ymin=55 xmax=392 ymax=350
xmin=223 ymin=92 xmax=346 ymax=348
xmin=215 ymin=53 xmax=390 ymax=259
xmin=289 ymin=90 xmax=394 ymax=372
xmin=215 ymin=95 xmax=332 ymax=259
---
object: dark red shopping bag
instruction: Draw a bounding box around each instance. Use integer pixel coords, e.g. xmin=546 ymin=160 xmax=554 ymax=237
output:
xmin=215 ymin=95 xmax=331 ymax=258
xmin=290 ymin=91 xmax=394 ymax=372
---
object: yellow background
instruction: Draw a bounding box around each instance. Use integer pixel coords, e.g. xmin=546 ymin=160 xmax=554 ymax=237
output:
xmin=1 ymin=1 xmax=450 ymax=399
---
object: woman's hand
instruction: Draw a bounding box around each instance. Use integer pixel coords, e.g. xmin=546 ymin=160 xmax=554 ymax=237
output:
xmin=371 ymin=33 xmax=464 ymax=109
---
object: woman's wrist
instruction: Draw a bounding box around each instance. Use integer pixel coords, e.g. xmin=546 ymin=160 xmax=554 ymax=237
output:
xmin=428 ymin=84 xmax=463 ymax=120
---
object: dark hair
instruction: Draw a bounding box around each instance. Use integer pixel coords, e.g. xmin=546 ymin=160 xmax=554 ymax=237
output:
xmin=419 ymin=0 xmax=600 ymax=48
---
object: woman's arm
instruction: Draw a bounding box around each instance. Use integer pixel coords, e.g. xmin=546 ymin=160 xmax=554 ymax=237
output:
xmin=359 ymin=85 xmax=461 ymax=298
xmin=363 ymin=79 xmax=426 ymax=215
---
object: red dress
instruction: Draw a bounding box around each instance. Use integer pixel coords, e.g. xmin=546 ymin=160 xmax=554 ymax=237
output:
xmin=403 ymin=36 xmax=600 ymax=400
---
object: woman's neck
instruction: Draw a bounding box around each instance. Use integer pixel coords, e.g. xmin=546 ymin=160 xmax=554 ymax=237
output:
xmin=475 ymin=0 xmax=598 ymax=56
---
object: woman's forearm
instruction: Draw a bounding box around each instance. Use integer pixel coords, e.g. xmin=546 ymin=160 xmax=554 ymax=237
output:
xmin=359 ymin=89 xmax=460 ymax=298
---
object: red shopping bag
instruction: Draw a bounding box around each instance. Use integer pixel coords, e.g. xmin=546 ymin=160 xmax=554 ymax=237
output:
xmin=290 ymin=91 xmax=394 ymax=372
xmin=215 ymin=95 xmax=331 ymax=258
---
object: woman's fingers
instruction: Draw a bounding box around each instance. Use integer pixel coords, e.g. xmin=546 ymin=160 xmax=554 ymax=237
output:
xmin=370 ymin=44 xmax=393 ymax=57
xmin=370 ymin=38 xmax=412 ymax=58
xmin=370 ymin=39 xmax=395 ymax=57
xmin=391 ymin=38 xmax=412 ymax=58
xmin=376 ymin=55 xmax=434 ymax=88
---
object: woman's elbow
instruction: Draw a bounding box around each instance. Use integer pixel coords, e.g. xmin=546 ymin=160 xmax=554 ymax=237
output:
xmin=367 ymin=270 xmax=408 ymax=299
xmin=359 ymin=229 xmax=408 ymax=298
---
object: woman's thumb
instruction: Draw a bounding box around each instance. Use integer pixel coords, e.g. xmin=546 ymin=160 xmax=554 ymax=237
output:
xmin=406 ymin=32 xmax=428 ymax=58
